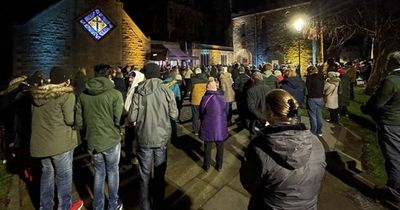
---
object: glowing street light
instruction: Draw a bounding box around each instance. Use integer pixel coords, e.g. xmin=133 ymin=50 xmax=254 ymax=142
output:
xmin=294 ymin=18 xmax=305 ymax=33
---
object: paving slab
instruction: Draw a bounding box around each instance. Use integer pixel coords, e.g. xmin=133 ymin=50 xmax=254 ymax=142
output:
xmin=201 ymin=186 xmax=249 ymax=210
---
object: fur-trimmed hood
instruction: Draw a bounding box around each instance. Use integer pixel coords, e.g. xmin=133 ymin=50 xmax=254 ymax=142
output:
xmin=31 ymin=84 xmax=74 ymax=106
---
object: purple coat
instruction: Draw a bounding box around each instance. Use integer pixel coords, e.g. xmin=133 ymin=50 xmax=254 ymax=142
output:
xmin=199 ymin=90 xmax=228 ymax=142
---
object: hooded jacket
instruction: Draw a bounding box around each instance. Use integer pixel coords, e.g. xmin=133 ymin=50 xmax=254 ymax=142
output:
xmin=30 ymin=84 xmax=77 ymax=157
xmin=361 ymin=69 xmax=400 ymax=125
xmin=219 ymin=72 xmax=235 ymax=102
xmin=75 ymin=77 xmax=123 ymax=153
xmin=240 ymin=124 xmax=326 ymax=210
xmin=324 ymin=77 xmax=340 ymax=109
xmin=129 ymin=78 xmax=178 ymax=147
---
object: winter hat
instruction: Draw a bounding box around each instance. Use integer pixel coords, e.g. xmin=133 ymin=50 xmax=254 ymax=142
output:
xmin=127 ymin=70 xmax=136 ymax=78
xmin=50 ymin=67 xmax=71 ymax=84
xmin=207 ymin=77 xmax=218 ymax=91
xmin=327 ymin=71 xmax=340 ymax=78
xmin=142 ymin=62 xmax=160 ymax=79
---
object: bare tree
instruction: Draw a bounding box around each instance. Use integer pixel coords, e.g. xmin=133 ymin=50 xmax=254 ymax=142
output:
xmin=312 ymin=0 xmax=400 ymax=94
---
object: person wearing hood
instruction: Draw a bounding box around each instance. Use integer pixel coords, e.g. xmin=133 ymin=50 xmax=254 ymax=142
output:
xmin=75 ymin=64 xmax=123 ymax=210
xmin=218 ymin=66 xmax=235 ymax=125
xmin=361 ymin=51 xmax=400 ymax=205
xmin=163 ymin=72 xmax=181 ymax=141
xmin=128 ymin=62 xmax=178 ymax=210
xmin=261 ymin=62 xmax=278 ymax=89
xmin=240 ymin=89 xmax=326 ymax=210
xmin=30 ymin=67 xmax=83 ymax=210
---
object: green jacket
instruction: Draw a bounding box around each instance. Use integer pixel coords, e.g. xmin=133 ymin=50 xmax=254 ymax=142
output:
xmin=30 ymin=84 xmax=77 ymax=157
xmin=76 ymin=77 xmax=123 ymax=153
xmin=362 ymin=69 xmax=400 ymax=125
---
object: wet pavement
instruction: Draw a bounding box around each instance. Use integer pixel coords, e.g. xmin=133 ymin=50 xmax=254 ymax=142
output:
xmin=8 ymin=101 xmax=392 ymax=210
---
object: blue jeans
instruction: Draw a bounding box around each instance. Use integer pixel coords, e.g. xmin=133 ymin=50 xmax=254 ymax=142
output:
xmin=91 ymin=143 xmax=121 ymax=210
xmin=378 ymin=124 xmax=400 ymax=200
xmin=138 ymin=146 xmax=167 ymax=210
xmin=307 ymin=97 xmax=324 ymax=135
xmin=39 ymin=150 xmax=74 ymax=210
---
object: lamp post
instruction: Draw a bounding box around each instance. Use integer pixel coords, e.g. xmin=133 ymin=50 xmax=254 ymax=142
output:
xmin=294 ymin=18 xmax=305 ymax=77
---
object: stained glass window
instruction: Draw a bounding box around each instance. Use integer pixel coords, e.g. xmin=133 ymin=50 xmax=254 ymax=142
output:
xmin=79 ymin=8 xmax=114 ymax=41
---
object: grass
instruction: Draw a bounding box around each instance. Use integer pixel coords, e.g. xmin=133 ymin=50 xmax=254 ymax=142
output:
xmin=346 ymin=86 xmax=386 ymax=184
xmin=301 ymin=86 xmax=386 ymax=184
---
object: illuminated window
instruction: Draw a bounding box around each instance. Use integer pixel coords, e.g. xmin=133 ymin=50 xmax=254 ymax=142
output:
xmin=79 ymin=8 xmax=114 ymax=41
xmin=221 ymin=55 xmax=227 ymax=65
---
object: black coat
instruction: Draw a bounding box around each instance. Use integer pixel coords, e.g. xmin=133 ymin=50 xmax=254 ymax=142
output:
xmin=280 ymin=76 xmax=305 ymax=106
xmin=247 ymin=81 xmax=271 ymax=123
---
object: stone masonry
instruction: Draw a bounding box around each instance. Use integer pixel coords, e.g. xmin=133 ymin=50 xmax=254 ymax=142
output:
xmin=13 ymin=0 xmax=150 ymax=77
xmin=232 ymin=2 xmax=312 ymax=73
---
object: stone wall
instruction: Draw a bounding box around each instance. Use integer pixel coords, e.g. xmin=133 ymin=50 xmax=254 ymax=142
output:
xmin=232 ymin=3 xmax=313 ymax=74
xmin=121 ymin=11 xmax=150 ymax=70
xmin=192 ymin=48 xmax=233 ymax=66
xmin=13 ymin=0 xmax=74 ymax=76
xmin=13 ymin=0 xmax=150 ymax=77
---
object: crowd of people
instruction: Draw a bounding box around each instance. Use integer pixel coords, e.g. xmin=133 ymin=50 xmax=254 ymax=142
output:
xmin=0 ymin=50 xmax=399 ymax=210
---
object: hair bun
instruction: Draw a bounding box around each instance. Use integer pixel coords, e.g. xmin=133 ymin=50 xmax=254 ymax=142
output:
xmin=287 ymin=99 xmax=298 ymax=118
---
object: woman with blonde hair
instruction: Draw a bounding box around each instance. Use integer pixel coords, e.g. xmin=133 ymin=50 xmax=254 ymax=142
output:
xmin=240 ymin=89 xmax=326 ymax=210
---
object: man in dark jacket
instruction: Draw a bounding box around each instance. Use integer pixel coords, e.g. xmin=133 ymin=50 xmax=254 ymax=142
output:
xmin=247 ymin=72 xmax=272 ymax=138
xmin=233 ymin=66 xmax=251 ymax=128
xmin=129 ymin=62 xmax=178 ymax=210
xmin=30 ymin=67 xmax=80 ymax=210
xmin=305 ymin=66 xmax=325 ymax=136
xmin=361 ymin=51 xmax=400 ymax=205
xmin=75 ymin=64 xmax=124 ymax=210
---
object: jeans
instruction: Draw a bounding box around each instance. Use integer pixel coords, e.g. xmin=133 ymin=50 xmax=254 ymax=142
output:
xmin=191 ymin=105 xmax=200 ymax=133
xmin=91 ymin=143 xmax=121 ymax=210
xmin=203 ymin=142 xmax=224 ymax=168
xmin=328 ymin=108 xmax=339 ymax=123
xmin=39 ymin=150 xmax=74 ymax=210
xmin=138 ymin=146 xmax=167 ymax=210
xmin=378 ymin=124 xmax=400 ymax=200
xmin=124 ymin=126 xmax=137 ymax=161
xmin=307 ymin=97 xmax=324 ymax=135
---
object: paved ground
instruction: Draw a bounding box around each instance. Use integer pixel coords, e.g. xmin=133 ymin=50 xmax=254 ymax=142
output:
xmin=9 ymin=102 xmax=392 ymax=210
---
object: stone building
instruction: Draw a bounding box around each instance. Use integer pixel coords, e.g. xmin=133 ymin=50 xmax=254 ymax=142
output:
xmin=191 ymin=43 xmax=233 ymax=67
xmin=13 ymin=0 xmax=150 ymax=77
xmin=232 ymin=1 xmax=317 ymax=74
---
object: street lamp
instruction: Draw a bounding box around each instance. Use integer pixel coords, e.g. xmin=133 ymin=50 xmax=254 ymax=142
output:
xmin=293 ymin=18 xmax=305 ymax=77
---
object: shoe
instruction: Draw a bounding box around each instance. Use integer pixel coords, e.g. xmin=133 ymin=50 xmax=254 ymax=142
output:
xmin=326 ymin=119 xmax=331 ymax=122
xmin=194 ymin=133 xmax=199 ymax=136
xmin=70 ymin=199 xmax=84 ymax=210
xmin=131 ymin=157 xmax=139 ymax=165
xmin=317 ymin=133 xmax=323 ymax=137
xmin=202 ymin=165 xmax=209 ymax=172
xmin=116 ymin=202 xmax=123 ymax=210
xmin=215 ymin=165 xmax=222 ymax=171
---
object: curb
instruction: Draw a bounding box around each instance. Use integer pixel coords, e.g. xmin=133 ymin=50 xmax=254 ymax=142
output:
xmin=327 ymin=150 xmax=400 ymax=210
